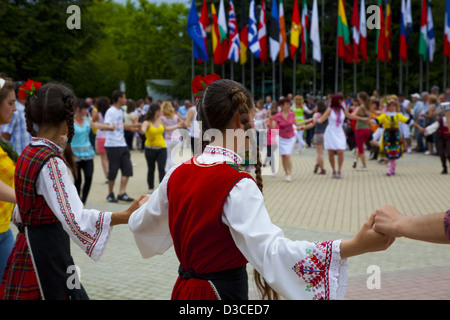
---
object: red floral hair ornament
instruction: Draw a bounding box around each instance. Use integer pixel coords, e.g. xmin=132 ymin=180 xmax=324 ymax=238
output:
xmin=18 ymin=79 xmax=42 ymax=100
xmin=192 ymin=73 xmax=221 ymax=99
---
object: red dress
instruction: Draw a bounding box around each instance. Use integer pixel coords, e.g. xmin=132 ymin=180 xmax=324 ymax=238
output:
xmin=167 ymin=156 xmax=252 ymax=300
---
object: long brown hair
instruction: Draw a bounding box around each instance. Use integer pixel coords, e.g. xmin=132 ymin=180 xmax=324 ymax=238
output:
xmin=24 ymin=83 xmax=78 ymax=174
xmin=197 ymin=79 xmax=279 ymax=300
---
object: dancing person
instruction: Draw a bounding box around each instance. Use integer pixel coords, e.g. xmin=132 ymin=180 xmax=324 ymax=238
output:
xmin=292 ymin=95 xmax=306 ymax=153
xmin=92 ymin=96 xmax=111 ymax=182
xmin=0 ymin=76 xmax=17 ymax=280
xmin=140 ymin=104 xmax=166 ymax=194
xmin=129 ymin=77 xmax=395 ymax=301
xmin=271 ymin=98 xmax=312 ymax=182
xmin=73 ymin=98 xmax=114 ymax=205
xmin=373 ymin=96 xmax=424 ymax=176
xmin=1 ymin=81 xmax=31 ymax=154
xmin=263 ymin=105 xmax=279 ymax=177
xmin=317 ymin=94 xmax=369 ymax=179
xmin=161 ymin=101 xmax=184 ymax=172
xmin=299 ymin=100 xmax=328 ymax=175
xmin=254 ymin=99 xmax=267 ymax=147
xmin=351 ymin=92 xmax=372 ymax=171
xmin=0 ymin=82 xmax=148 ymax=300
xmin=104 ymin=90 xmax=140 ymax=203
xmin=374 ymin=204 xmax=450 ymax=244
xmin=124 ymin=99 xmax=138 ymax=151
xmin=398 ymin=93 xmax=413 ymax=153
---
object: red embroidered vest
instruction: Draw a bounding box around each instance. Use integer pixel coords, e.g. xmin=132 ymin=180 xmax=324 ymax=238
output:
xmin=167 ymin=157 xmax=252 ymax=275
xmin=15 ymin=144 xmax=64 ymax=226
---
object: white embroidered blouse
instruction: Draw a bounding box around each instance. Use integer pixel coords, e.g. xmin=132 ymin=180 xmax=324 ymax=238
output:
xmin=129 ymin=145 xmax=348 ymax=300
xmin=14 ymin=138 xmax=112 ymax=261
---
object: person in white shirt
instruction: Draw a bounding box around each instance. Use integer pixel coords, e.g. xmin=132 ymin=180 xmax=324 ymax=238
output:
xmin=103 ymin=90 xmax=140 ymax=203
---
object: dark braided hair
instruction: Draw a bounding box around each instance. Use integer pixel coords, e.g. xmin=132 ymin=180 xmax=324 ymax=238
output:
xmin=196 ymin=79 xmax=278 ymax=300
xmin=24 ymin=83 xmax=78 ymax=174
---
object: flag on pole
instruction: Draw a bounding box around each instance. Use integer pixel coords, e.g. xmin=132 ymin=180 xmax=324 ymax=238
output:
xmin=400 ymin=0 xmax=408 ymax=62
xmin=427 ymin=0 xmax=435 ymax=62
xmin=376 ymin=0 xmax=386 ymax=61
xmin=405 ymin=0 xmax=413 ymax=43
xmin=351 ymin=0 xmax=359 ymax=64
xmin=269 ymin=0 xmax=280 ymax=62
xmin=289 ymin=0 xmax=301 ymax=60
xmin=310 ymin=0 xmax=321 ymax=63
xmin=258 ymin=0 xmax=268 ymax=63
xmin=278 ymin=0 xmax=288 ymax=62
xmin=359 ymin=0 xmax=367 ymax=62
xmin=385 ymin=0 xmax=392 ymax=62
xmin=444 ymin=0 xmax=450 ymax=62
xmin=187 ymin=0 xmax=209 ymax=62
xmin=249 ymin=0 xmax=261 ymax=57
xmin=300 ymin=0 xmax=308 ymax=65
xmin=419 ymin=0 xmax=428 ymax=62
xmin=240 ymin=1 xmax=249 ymax=65
xmin=337 ymin=0 xmax=353 ymax=63
xmin=227 ymin=0 xmax=240 ymax=62
xmin=198 ymin=0 xmax=209 ymax=63
xmin=218 ymin=0 xmax=227 ymax=43
xmin=211 ymin=3 xmax=228 ymax=65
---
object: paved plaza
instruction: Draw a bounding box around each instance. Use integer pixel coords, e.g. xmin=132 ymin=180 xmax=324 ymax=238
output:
xmin=12 ymin=144 xmax=450 ymax=300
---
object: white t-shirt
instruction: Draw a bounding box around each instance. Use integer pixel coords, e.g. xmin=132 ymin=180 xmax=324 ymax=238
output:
xmin=104 ymin=106 xmax=127 ymax=147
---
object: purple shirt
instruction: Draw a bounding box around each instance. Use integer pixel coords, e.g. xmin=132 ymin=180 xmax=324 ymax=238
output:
xmin=445 ymin=210 xmax=450 ymax=240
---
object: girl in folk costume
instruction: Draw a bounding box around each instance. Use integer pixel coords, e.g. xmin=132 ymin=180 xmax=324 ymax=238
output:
xmin=0 ymin=82 xmax=147 ymax=300
xmin=373 ymin=96 xmax=424 ymax=176
xmin=129 ymin=75 xmax=395 ymax=300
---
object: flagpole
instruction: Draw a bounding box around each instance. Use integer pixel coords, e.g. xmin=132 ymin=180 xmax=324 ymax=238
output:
xmin=426 ymin=59 xmax=429 ymax=92
xmin=399 ymin=60 xmax=403 ymax=94
xmin=444 ymin=57 xmax=447 ymax=91
xmin=313 ymin=61 xmax=317 ymax=96
xmin=272 ymin=61 xmax=276 ymax=99
xmin=340 ymin=58 xmax=344 ymax=94
xmin=279 ymin=62 xmax=283 ymax=97
xmin=405 ymin=60 xmax=409 ymax=96
xmin=262 ymin=62 xmax=265 ymax=100
xmin=251 ymin=55 xmax=255 ymax=95
xmin=335 ymin=24 xmax=339 ymax=93
xmin=293 ymin=52 xmax=297 ymax=95
xmin=420 ymin=59 xmax=423 ymax=93
xmin=376 ymin=59 xmax=380 ymax=92
xmin=353 ymin=61 xmax=356 ymax=94
xmin=191 ymin=40 xmax=195 ymax=101
xmin=230 ymin=61 xmax=234 ymax=80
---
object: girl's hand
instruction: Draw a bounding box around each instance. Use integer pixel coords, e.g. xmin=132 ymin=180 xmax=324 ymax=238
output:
xmin=340 ymin=212 xmax=395 ymax=258
xmin=110 ymin=195 xmax=150 ymax=226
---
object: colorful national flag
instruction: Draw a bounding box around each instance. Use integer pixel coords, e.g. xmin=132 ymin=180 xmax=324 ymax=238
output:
xmin=249 ymin=0 xmax=261 ymax=57
xmin=337 ymin=0 xmax=353 ymax=63
xmin=351 ymin=0 xmax=359 ymax=64
xmin=427 ymin=0 xmax=435 ymax=62
xmin=400 ymin=0 xmax=408 ymax=62
xmin=289 ymin=0 xmax=301 ymax=60
xmin=278 ymin=0 xmax=288 ymax=62
xmin=444 ymin=0 xmax=450 ymax=62
xmin=218 ymin=0 xmax=227 ymax=43
xmin=269 ymin=0 xmax=280 ymax=62
xmin=211 ymin=3 xmax=228 ymax=65
xmin=258 ymin=0 xmax=268 ymax=63
xmin=187 ymin=0 xmax=208 ymax=62
xmin=227 ymin=0 xmax=240 ymax=62
xmin=359 ymin=0 xmax=367 ymax=62
xmin=376 ymin=0 xmax=386 ymax=61
xmin=385 ymin=0 xmax=392 ymax=62
xmin=198 ymin=0 xmax=209 ymax=63
xmin=300 ymin=0 xmax=308 ymax=64
xmin=310 ymin=0 xmax=321 ymax=63
xmin=418 ymin=0 xmax=428 ymax=61
xmin=240 ymin=1 xmax=249 ymax=65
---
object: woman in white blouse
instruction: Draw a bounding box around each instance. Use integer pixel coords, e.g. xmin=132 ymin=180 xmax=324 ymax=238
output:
xmin=129 ymin=79 xmax=395 ymax=300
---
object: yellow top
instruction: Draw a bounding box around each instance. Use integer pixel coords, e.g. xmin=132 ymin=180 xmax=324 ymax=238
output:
xmin=144 ymin=122 xmax=166 ymax=148
xmin=0 ymin=146 xmax=15 ymax=233
xmin=377 ymin=113 xmax=409 ymax=130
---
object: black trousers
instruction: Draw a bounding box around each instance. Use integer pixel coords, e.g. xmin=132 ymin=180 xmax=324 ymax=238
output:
xmin=144 ymin=147 xmax=167 ymax=189
xmin=437 ymin=135 xmax=450 ymax=169
xmin=74 ymin=159 xmax=94 ymax=205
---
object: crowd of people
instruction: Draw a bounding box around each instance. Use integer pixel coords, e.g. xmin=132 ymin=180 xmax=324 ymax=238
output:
xmin=0 ymin=73 xmax=448 ymax=301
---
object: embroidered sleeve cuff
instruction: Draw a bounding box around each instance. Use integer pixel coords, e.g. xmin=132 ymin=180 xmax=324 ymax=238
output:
xmin=329 ymin=240 xmax=348 ymax=300
xmin=86 ymin=211 xmax=113 ymax=262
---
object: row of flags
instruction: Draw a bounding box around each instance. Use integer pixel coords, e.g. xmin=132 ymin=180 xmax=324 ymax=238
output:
xmin=187 ymin=0 xmax=321 ymax=66
xmin=187 ymin=0 xmax=450 ymax=68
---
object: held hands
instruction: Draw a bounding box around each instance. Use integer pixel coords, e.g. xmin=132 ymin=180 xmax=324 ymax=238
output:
xmin=373 ymin=204 xmax=405 ymax=238
xmin=110 ymin=195 xmax=150 ymax=226
xmin=340 ymin=212 xmax=395 ymax=258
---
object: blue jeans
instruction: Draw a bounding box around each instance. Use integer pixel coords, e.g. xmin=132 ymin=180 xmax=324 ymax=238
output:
xmin=416 ymin=119 xmax=426 ymax=152
xmin=0 ymin=228 xmax=14 ymax=280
